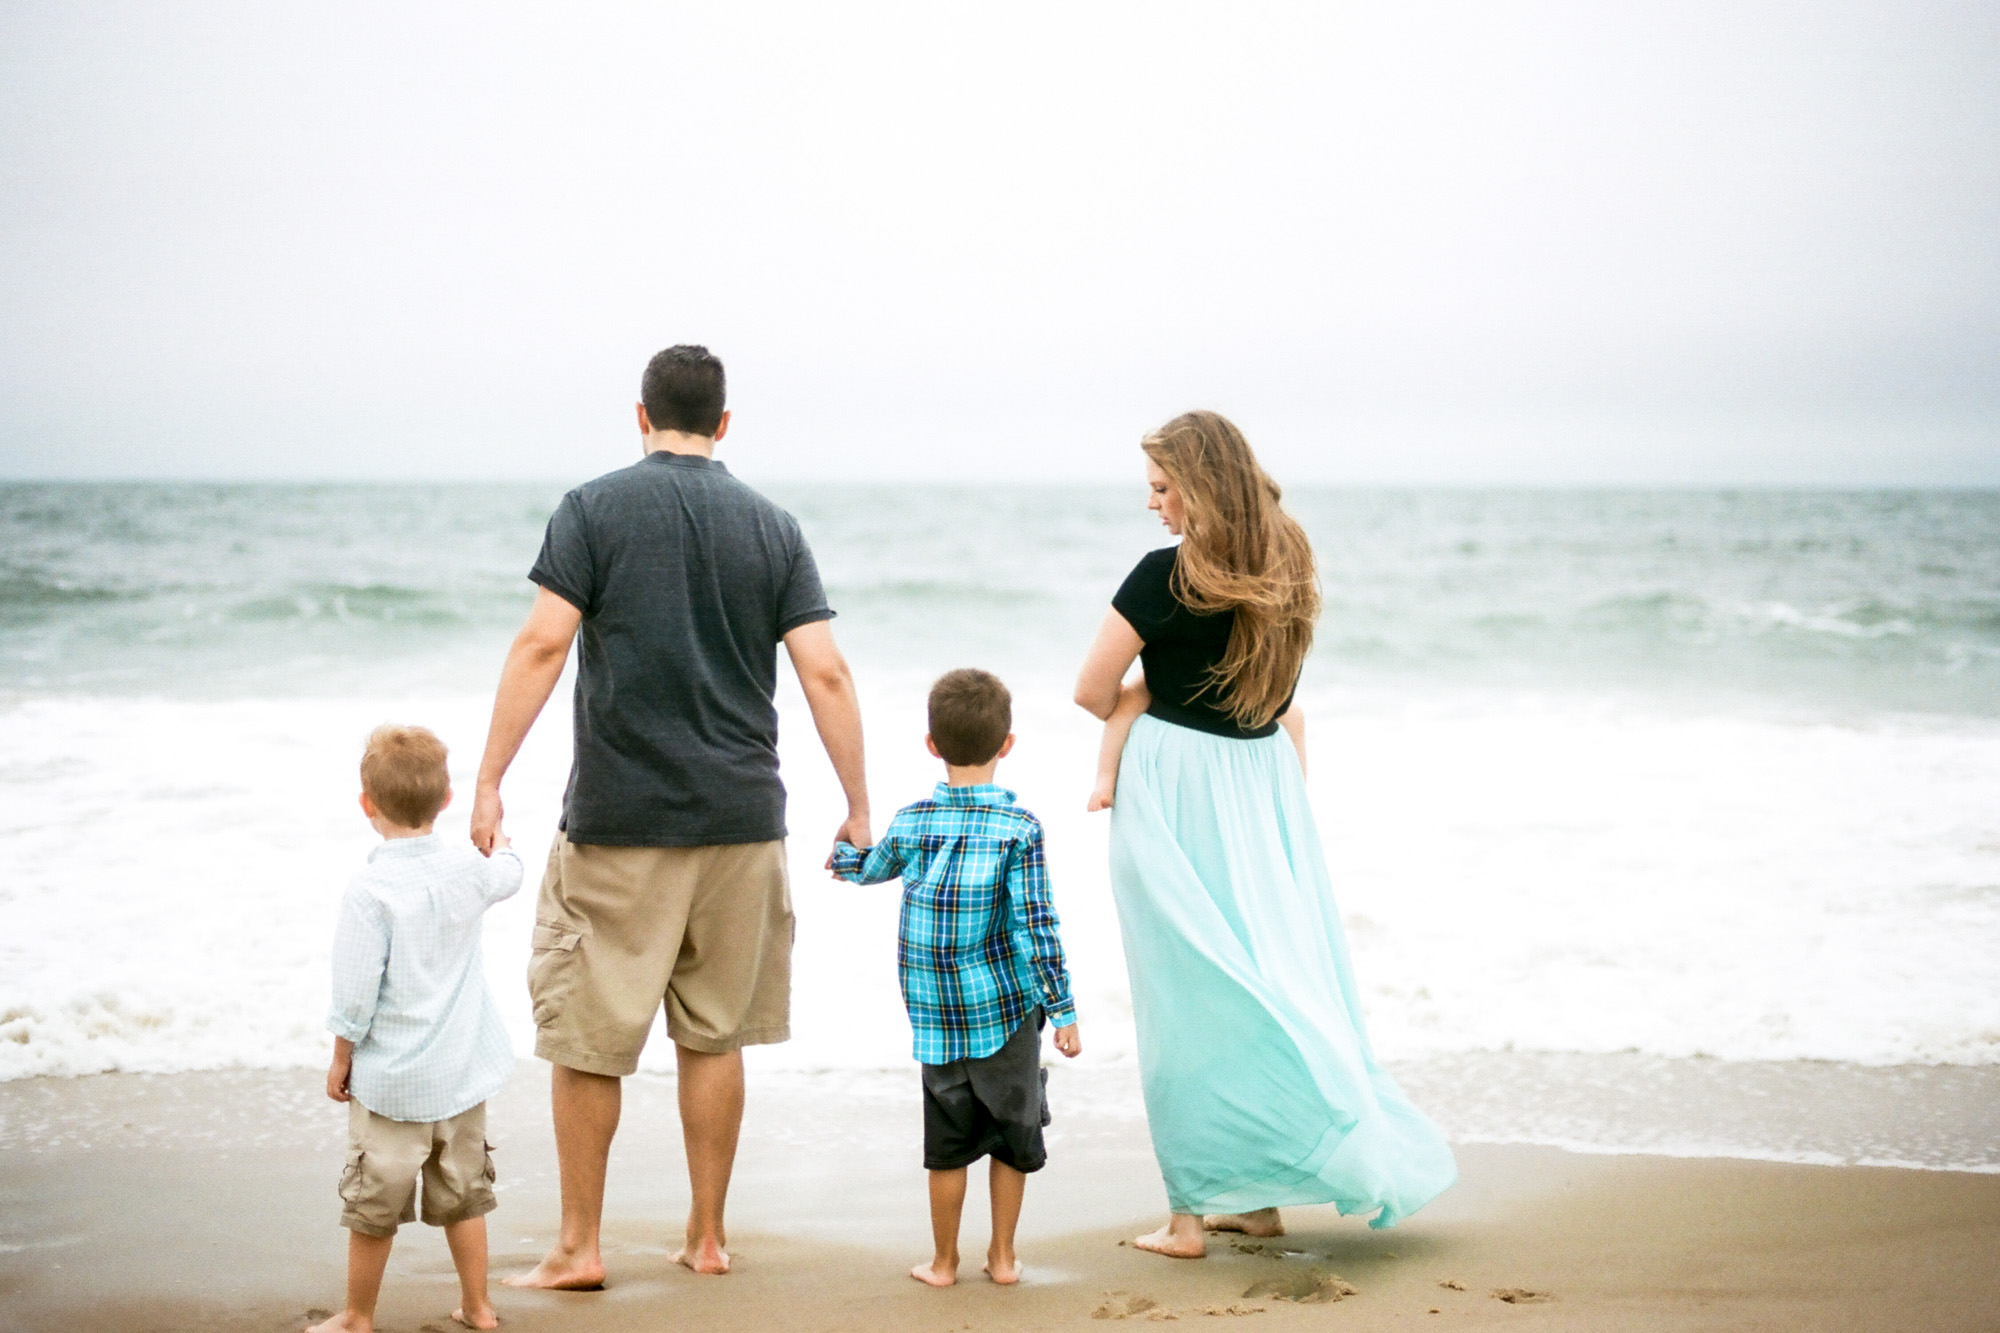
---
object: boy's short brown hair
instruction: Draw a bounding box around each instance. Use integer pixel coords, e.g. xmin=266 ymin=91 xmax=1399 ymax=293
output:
xmin=360 ymin=724 xmax=451 ymax=829
xmin=928 ymin=668 xmax=1012 ymax=767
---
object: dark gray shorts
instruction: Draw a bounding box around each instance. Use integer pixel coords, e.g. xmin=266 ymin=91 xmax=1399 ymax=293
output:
xmin=921 ymin=1009 xmax=1050 ymax=1173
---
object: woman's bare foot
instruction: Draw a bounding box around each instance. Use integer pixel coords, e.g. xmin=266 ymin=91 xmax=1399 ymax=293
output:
xmin=450 ymin=1304 xmax=499 ymax=1330
xmin=985 ymin=1249 xmax=1023 ymax=1284
xmin=502 ymin=1246 xmax=605 ymax=1291
xmin=910 ymin=1255 xmax=958 ymax=1287
xmin=673 ymin=1236 xmax=731 ymax=1275
xmin=306 ymin=1312 xmax=371 ymax=1333
xmin=1203 ymin=1207 xmax=1285 ymax=1238
xmin=1132 ymin=1214 xmax=1206 ymax=1259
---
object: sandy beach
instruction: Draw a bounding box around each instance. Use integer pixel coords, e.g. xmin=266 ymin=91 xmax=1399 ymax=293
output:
xmin=5 ymin=1060 xmax=1997 ymax=1333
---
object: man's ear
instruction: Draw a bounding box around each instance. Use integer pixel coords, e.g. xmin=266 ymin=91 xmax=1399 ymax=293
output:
xmin=711 ymin=409 xmax=731 ymax=443
xmin=439 ymin=787 xmax=453 ymax=812
xmin=359 ymin=791 xmax=377 ymax=819
xmin=997 ymin=734 xmax=1016 ymax=759
xmin=636 ymin=401 xmax=652 ymax=436
xmin=924 ymin=734 xmax=941 ymax=760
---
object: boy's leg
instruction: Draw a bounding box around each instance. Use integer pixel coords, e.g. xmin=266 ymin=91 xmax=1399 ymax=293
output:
xmin=913 ymin=1167 xmax=968 ymax=1287
xmin=985 ymin=1159 xmax=1027 ymax=1284
xmin=308 ymin=1231 xmax=393 ymax=1333
xmin=444 ymin=1216 xmax=497 ymax=1330
xmin=506 ymin=1065 xmax=620 ymax=1290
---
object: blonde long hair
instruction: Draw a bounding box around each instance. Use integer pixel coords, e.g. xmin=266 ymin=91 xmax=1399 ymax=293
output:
xmin=1142 ymin=411 xmax=1320 ymax=729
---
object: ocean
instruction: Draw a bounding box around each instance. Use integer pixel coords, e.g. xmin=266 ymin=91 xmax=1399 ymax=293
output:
xmin=3 ymin=482 xmax=1997 ymax=1165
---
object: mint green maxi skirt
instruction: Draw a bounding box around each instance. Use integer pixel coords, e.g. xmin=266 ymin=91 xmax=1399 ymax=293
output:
xmin=1109 ymin=714 xmax=1457 ymax=1226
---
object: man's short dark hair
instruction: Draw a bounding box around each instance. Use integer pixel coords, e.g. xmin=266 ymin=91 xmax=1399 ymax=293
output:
xmin=928 ymin=668 xmax=1012 ymax=766
xmin=641 ymin=345 xmax=727 ymax=436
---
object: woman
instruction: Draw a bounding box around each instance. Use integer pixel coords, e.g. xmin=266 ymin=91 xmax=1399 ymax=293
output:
xmin=1074 ymin=411 xmax=1456 ymax=1257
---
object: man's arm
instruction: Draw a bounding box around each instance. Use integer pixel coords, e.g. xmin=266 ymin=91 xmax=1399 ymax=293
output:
xmin=471 ymin=588 xmax=582 ymax=855
xmin=783 ymin=619 xmax=871 ymax=853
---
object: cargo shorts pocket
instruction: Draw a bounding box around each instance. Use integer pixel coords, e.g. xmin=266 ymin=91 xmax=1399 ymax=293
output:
xmin=526 ymin=920 xmax=583 ymax=1028
xmin=337 ymin=1148 xmax=366 ymax=1205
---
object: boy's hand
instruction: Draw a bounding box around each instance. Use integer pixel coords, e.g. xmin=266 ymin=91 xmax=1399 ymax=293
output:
xmin=1053 ymin=1021 xmax=1082 ymax=1058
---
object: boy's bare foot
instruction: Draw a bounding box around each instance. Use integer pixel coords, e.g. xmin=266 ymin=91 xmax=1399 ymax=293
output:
xmin=1133 ymin=1216 xmax=1206 ymax=1259
xmin=502 ymin=1247 xmax=605 ymax=1291
xmin=1203 ymin=1208 xmax=1285 ymax=1238
xmin=307 ymin=1312 xmax=371 ymax=1333
xmin=984 ymin=1253 xmax=1023 ymax=1285
xmin=673 ymin=1237 xmax=731 ymax=1275
xmin=450 ymin=1304 xmax=499 ymax=1330
xmin=910 ymin=1257 xmax=958 ymax=1287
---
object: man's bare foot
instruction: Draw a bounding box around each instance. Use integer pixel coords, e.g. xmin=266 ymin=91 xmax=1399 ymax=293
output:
xmin=1132 ymin=1216 xmax=1206 ymax=1259
xmin=1202 ymin=1208 xmax=1285 ymax=1238
xmin=501 ymin=1247 xmax=605 ymax=1291
xmin=984 ymin=1252 xmax=1023 ymax=1285
xmin=450 ymin=1304 xmax=499 ymax=1330
xmin=910 ymin=1256 xmax=958 ymax=1287
xmin=307 ymin=1311 xmax=370 ymax=1333
xmin=673 ymin=1237 xmax=731 ymax=1275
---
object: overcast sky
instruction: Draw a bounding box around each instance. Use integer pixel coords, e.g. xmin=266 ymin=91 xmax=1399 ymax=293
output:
xmin=2 ymin=2 xmax=1996 ymax=485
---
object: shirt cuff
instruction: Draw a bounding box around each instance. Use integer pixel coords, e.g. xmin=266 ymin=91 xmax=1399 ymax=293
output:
xmin=828 ymin=841 xmax=866 ymax=879
xmin=327 ymin=1013 xmax=371 ymax=1044
xmin=1044 ymin=994 xmax=1077 ymax=1028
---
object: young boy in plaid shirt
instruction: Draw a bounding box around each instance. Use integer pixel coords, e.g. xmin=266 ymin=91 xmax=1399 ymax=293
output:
xmin=831 ymin=668 xmax=1081 ymax=1287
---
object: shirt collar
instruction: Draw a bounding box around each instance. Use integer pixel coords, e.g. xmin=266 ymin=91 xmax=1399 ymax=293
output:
xmin=643 ymin=449 xmax=727 ymax=474
xmin=369 ymin=832 xmax=443 ymax=860
xmin=931 ymin=782 xmax=1014 ymax=807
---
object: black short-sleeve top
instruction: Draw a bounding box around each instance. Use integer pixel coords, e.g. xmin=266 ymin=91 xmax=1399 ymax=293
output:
xmin=1111 ymin=545 xmax=1294 ymax=740
xmin=528 ymin=451 xmax=833 ymax=846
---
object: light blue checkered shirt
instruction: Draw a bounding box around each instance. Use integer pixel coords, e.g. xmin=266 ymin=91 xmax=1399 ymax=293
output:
xmin=328 ymin=835 xmax=523 ymax=1123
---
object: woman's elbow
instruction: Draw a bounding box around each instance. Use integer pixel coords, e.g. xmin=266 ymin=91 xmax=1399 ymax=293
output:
xmin=1074 ymin=683 xmax=1113 ymax=720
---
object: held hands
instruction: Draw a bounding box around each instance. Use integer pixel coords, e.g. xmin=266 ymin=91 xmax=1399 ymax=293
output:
xmin=469 ymin=785 xmax=505 ymax=857
xmin=824 ymin=809 xmax=872 ymax=870
xmin=1053 ymin=1021 xmax=1082 ymax=1058
xmin=325 ymin=1052 xmax=352 ymax=1103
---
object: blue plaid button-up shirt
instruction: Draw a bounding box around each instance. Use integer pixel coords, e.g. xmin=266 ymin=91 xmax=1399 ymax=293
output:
xmin=832 ymin=782 xmax=1076 ymax=1064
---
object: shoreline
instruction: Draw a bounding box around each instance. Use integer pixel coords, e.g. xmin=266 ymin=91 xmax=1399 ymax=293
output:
xmin=5 ymin=1063 xmax=1999 ymax=1332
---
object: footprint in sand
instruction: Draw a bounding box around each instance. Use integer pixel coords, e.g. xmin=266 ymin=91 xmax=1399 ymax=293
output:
xmin=1243 ymin=1271 xmax=1358 ymax=1304
xmin=303 ymin=1310 xmax=332 ymax=1323
xmin=1196 ymin=1302 xmax=1268 ymax=1317
xmin=1438 ymin=1279 xmax=1467 ymax=1291
xmin=1491 ymin=1287 xmax=1554 ymax=1304
xmin=1093 ymin=1292 xmax=1179 ymax=1320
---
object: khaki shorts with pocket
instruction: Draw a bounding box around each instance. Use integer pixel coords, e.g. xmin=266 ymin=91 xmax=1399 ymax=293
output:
xmin=527 ymin=832 xmax=793 ymax=1076
xmin=338 ymin=1099 xmax=495 ymax=1238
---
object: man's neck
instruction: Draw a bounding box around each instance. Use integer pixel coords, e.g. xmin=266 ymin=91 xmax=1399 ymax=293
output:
xmin=643 ymin=430 xmax=716 ymax=459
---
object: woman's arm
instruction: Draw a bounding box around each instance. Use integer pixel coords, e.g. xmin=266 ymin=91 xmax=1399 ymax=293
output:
xmin=1074 ymin=609 xmax=1144 ymax=720
xmin=1087 ymin=679 xmax=1150 ymax=811
xmin=1278 ymin=704 xmax=1307 ymax=777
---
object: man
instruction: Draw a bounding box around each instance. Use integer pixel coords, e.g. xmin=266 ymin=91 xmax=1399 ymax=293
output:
xmin=470 ymin=345 xmax=870 ymax=1289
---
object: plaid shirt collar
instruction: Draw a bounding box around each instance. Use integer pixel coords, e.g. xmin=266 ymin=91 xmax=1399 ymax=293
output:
xmin=930 ymin=782 xmax=1015 ymax=808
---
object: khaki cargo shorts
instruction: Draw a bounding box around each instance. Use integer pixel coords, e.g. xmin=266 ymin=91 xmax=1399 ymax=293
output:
xmin=528 ymin=832 xmax=793 ymax=1076
xmin=338 ymin=1099 xmax=495 ymax=1238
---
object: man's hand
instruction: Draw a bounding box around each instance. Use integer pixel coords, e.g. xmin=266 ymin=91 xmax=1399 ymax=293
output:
xmin=470 ymin=785 xmax=505 ymax=856
xmin=1053 ymin=1021 xmax=1082 ymax=1058
xmin=326 ymin=1048 xmax=353 ymax=1103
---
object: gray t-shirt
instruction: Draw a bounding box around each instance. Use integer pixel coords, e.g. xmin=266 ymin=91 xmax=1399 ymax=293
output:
xmin=528 ymin=451 xmax=832 ymax=846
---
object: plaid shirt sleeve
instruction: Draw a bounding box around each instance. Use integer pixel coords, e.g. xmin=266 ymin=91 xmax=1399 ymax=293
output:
xmin=1003 ymin=822 xmax=1077 ymax=1027
xmin=327 ymin=884 xmax=389 ymax=1045
xmin=831 ymin=831 xmax=907 ymax=884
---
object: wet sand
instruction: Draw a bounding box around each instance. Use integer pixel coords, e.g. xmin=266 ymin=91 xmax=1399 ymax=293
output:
xmin=4 ymin=1061 xmax=1998 ymax=1332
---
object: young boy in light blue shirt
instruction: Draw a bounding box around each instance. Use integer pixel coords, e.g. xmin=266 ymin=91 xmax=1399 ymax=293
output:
xmin=313 ymin=725 xmax=522 ymax=1333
